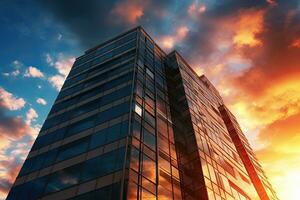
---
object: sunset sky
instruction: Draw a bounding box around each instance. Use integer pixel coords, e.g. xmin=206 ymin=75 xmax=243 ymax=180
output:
xmin=0 ymin=0 xmax=299 ymax=199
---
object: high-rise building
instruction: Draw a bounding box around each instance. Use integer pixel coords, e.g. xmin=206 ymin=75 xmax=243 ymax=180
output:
xmin=6 ymin=27 xmax=278 ymax=200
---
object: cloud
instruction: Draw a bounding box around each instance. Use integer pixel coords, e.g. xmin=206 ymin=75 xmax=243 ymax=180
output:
xmin=0 ymin=109 xmax=30 ymax=140
xmin=48 ymin=74 xmax=65 ymax=91
xmin=57 ymin=33 xmax=62 ymax=40
xmin=255 ymin=111 xmax=300 ymax=199
xmin=47 ymin=54 xmax=75 ymax=91
xmin=36 ymin=98 xmax=47 ymax=105
xmin=0 ymin=157 xmax=22 ymax=196
xmin=45 ymin=53 xmax=54 ymax=66
xmin=0 ymin=87 xmax=25 ymax=111
xmin=111 ymin=0 xmax=145 ymax=25
xmin=188 ymin=1 xmax=206 ymax=18
xmin=157 ymin=25 xmax=189 ymax=50
xmin=38 ymin=0 xmax=174 ymax=48
xmin=53 ymin=55 xmax=75 ymax=77
xmin=24 ymin=66 xmax=45 ymax=78
xmin=2 ymin=60 xmax=23 ymax=77
xmin=232 ymin=9 xmax=264 ymax=47
xmin=25 ymin=108 xmax=38 ymax=125
xmin=2 ymin=70 xmax=20 ymax=77
xmin=11 ymin=60 xmax=23 ymax=69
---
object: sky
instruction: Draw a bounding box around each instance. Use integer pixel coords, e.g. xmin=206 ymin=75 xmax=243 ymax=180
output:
xmin=0 ymin=0 xmax=299 ymax=199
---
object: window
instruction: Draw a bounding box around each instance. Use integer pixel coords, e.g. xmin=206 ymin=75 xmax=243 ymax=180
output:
xmin=159 ymin=152 xmax=171 ymax=174
xmin=157 ymin=117 xmax=168 ymax=138
xmin=144 ymin=111 xmax=155 ymax=127
xmin=56 ymin=137 xmax=89 ymax=162
xmin=158 ymin=135 xmax=169 ymax=154
xmin=42 ymin=148 xmax=58 ymax=168
xmin=130 ymin=147 xmax=140 ymax=172
xmin=90 ymin=129 xmax=106 ymax=149
xmin=81 ymin=148 xmax=125 ymax=182
xmin=134 ymin=103 xmax=142 ymax=116
xmin=143 ymin=129 xmax=156 ymax=150
xmin=158 ymin=170 xmax=173 ymax=193
xmin=66 ymin=116 xmax=95 ymax=137
xmin=146 ymin=68 xmax=154 ymax=79
xmin=127 ymin=182 xmax=138 ymax=200
xmin=131 ymin=120 xmax=141 ymax=139
xmin=135 ymin=82 xmax=143 ymax=97
xmin=142 ymin=154 xmax=156 ymax=183
xmin=106 ymin=123 xmax=122 ymax=143
xmin=145 ymin=95 xmax=155 ymax=108
xmin=96 ymin=102 xmax=130 ymax=124
xmin=45 ymin=164 xmax=82 ymax=194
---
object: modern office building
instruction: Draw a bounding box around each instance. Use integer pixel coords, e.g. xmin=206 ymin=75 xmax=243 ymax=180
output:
xmin=6 ymin=27 xmax=278 ymax=200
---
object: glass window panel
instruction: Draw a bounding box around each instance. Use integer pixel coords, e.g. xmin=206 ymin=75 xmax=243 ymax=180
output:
xmin=159 ymin=170 xmax=172 ymax=191
xmin=130 ymin=147 xmax=140 ymax=172
xmin=45 ymin=164 xmax=81 ymax=194
xmin=145 ymin=95 xmax=155 ymax=108
xmin=132 ymin=120 xmax=141 ymax=140
xmin=159 ymin=154 xmax=171 ymax=174
xmin=141 ymin=188 xmax=156 ymax=200
xmin=134 ymin=103 xmax=142 ymax=116
xmin=56 ymin=137 xmax=89 ymax=162
xmin=142 ymin=177 xmax=156 ymax=195
xmin=89 ymin=129 xmax=106 ymax=149
xmin=158 ymin=135 xmax=169 ymax=154
xmin=144 ymin=111 xmax=155 ymax=127
xmin=158 ymin=185 xmax=173 ymax=200
xmin=66 ymin=116 xmax=95 ymax=137
xmin=135 ymin=82 xmax=143 ymax=97
xmin=127 ymin=182 xmax=138 ymax=200
xmin=157 ymin=117 xmax=168 ymax=138
xmin=146 ymin=68 xmax=154 ymax=79
xmin=143 ymin=129 xmax=156 ymax=150
xmin=142 ymin=154 xmax=156 ymax=183
xmin=172 ymin=166 xmax=180 ymax=180
xmin=106 ymin=123 xmax=122 ymax=143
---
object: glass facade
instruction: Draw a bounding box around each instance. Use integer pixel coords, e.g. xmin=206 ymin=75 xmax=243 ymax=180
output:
xmin=7 ymin=27 xmax=278 ymax=200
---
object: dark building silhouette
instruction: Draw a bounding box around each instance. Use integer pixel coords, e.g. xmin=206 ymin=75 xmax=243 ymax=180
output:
xmin=7 ymin=27 xmax=278 ymax=200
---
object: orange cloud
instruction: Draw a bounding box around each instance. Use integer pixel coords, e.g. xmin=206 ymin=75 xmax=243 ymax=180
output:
xmin=157 ymin=26 xmax=189 ymax=50
xmin=111 ymin=0 xmax=145 ymax=25
xmin=255 ymin=112 xmax=300 ymax=199
xmin=24 ymin=66 xmax=44 ymax=78
xmin=0 ymin=87 xmax=26 ymax=111
xmin=233 ymin=9 xmax=264 ymax=47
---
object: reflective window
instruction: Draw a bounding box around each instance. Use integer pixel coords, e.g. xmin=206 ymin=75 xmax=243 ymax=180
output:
xmin=144 ymin=111 xmax=155 ymax=127
xmin=81 ymin=148 xmax=125 ymax=182
xmin=89 ymin=129 xmax=106 ymax=149
xmin=66 ymin=116 xmax=95 ymax=137
xmin=45 ymin=164 xmax=82 ymax=194
xmin=130 ymin=147 xmax=140 ymax=172
xmin=143 ymin=128 xmax=156 ymax=150
xmin=141 ymin=188 xmax=156 ymax=199
xmin=142 ymin=154 xmax=156 ymax=183
xmin=134 ymin=103 xmax=142 ymax=116
xmin=56 ymin=137 xmax=89 ymax=162
xmin=146 ymin=68 xmax=154 ymax=79
xmin=132 ymin=120 xmax=141 ymax=140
